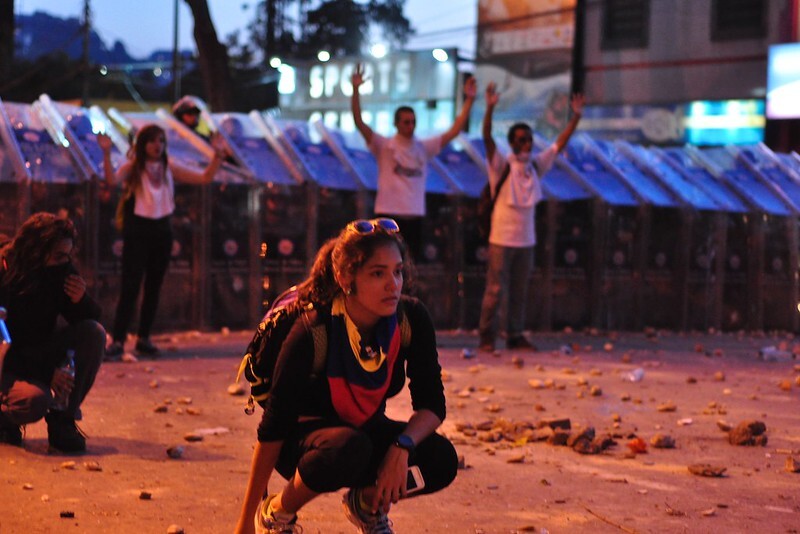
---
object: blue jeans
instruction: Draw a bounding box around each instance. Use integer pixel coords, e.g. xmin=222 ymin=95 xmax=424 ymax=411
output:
xmin=478 ymin=244 xmax=534 ymax=341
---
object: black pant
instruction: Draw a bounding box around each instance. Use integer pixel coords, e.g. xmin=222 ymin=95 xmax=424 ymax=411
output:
xmin=274 ymin=416 xmax=458 ymax=495
xmin=112 ymin=215 xmax=172 ymax=342
xmin=1 ymin=320 xmax=105 ymax=423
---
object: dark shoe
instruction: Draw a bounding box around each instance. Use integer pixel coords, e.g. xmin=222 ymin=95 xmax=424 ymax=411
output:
xmin=45 ymin=411 xmax=86 ymax=454
xmin=135 ymin=338 xmax=160 ymax=357
xmin=507 ymin=336 xmax=536 ymax=351
xmin=0 ymin=415 xmax=22 ymax=447
xmin=105 ymin=341 xmax=124 ymax=361
xmin=478 ymin=335 xmax=495 ymax=353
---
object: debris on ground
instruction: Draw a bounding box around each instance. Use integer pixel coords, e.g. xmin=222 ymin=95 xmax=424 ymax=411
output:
xmin=728 ymin=420 xmax=768 ymax=446
xmin=688 ymin=464 xmax=727 ymax=477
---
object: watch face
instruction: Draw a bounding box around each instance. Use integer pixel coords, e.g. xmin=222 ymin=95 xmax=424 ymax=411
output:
xmin=396 ymin=434 xmax=414 ymax=451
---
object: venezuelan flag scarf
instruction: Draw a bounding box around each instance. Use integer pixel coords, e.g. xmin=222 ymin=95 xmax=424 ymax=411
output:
xmin=327 ymin=296 xmax=401 ymax=427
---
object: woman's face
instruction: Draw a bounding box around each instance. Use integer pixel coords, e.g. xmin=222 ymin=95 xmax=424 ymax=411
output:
xmin=344 ymin=242 xmax=403 ymax=329
xmin=144 ymin=134 xmax=166 ymax=159
xmin=45 ymin=238 xmax=73 ymax=266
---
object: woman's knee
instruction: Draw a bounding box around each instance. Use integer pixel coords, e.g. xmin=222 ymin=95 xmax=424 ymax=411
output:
xmin=297 ymin=429 xmax=373 ymax=492
xmin=415 ymin=434 xmax=459 ymax=493
xmin=4 ymin=383 xmax=49 ymax=425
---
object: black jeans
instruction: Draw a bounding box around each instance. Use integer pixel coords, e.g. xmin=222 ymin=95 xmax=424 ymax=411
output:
xmin=274 ymin=415 xmax=458 ymax=495
xmin=112 ymin=215 xmax=172 ymax=342
xmin=0 ymin=320 xmax=105 ymax=423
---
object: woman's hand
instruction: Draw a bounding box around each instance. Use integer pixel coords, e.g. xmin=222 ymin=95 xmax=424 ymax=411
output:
xmin=51 ymin=365 xmax=75 ymax=400
xmin=97 ymin=132 xmax=113 ymax=153
xmin=370 ymin=445 xmax=409 ymax=514
xmin=63 ymin=274 xmax=87 ymax=304
xmin=210 ymin=132 xmax=230 ymax=160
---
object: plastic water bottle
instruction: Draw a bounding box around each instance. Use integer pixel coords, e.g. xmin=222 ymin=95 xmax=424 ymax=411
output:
xmin=52 ymin=349 xmax=76 ymax=411
xmin=623 ymin=367 xmax=645 ymax=382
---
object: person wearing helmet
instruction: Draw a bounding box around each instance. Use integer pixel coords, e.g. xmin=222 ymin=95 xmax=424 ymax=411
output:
xmin=172 ymin=95 xmax=208 ymax=141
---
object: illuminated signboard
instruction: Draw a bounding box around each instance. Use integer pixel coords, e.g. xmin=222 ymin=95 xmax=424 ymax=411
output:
xmin=766 ymin=43 xmax=800 ymax=119
xmin=278 ymin=50 xmax=459 ymax=137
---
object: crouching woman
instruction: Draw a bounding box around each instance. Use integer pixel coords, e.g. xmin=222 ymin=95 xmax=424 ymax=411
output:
xmin=236 ymin=218 xmax=457 ymax=534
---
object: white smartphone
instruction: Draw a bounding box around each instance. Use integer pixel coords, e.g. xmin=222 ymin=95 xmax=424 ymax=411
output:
xmin=406 ymin=465 xmax=425 ymax=494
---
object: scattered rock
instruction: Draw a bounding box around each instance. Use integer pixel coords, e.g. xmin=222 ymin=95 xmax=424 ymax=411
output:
xmin=713 ymin=371 xmax=725 ymax=382
xmin=166 ymin=525 xmax=185 ymax=534
xmin=60 ymin=461 xmax=76 ymax=470
xmin=511 ymin=356 xmax=524 ymax=369
xmin=154 ymin=404 xmax=168 ymax=413
xmin=506 ymin=454 xmax=525 ymax=464
xmin=83 ymin=461 xmax=102 ymax=472
xmin=657 ymin=402 xmax=677 ymax=412
xmin=139 ymin=491 xmax=152 ymax=500
xmin=688 ymin=464 xmax=726 ymax=477
xmin=184 ymin=432 xmax=203 ymax=442
xmin=686 ymin=376 xmax=697 ymax=384
xmin=547 ymin=429 xmax=570 ymax=446
xmin=785 ymin=456 xmax=800 ymax=473
xmin=626 ymin=437 xmax=647 ymax=454
xmin=650 ymin=434 xmax=676 ymax=449
xmin=227 ymin=383 xmax=246 ymax=396
xmin=716 ymin=420 xmax=732 ymax=432
xmin=22 ymin=483 xmax=33 ymax=490
xmin=778 ymin=379 xmax=792 ymax=392
xmin=149 ymin=380 xmax=160 ymax=389
xmin=728 ymin=420 xmax=768 ymax=446
xmin=528 ymin=379 xmax=544 ymax=390
xmin=589 ymin=385 xmax=602 ymax=397
xmin=176 ymin=397 xmax=193 ymax=405
xmin=60 ymin=511 xmax=75 ymax=519
xmin=166 ymin=445 xmax=185 ymax=459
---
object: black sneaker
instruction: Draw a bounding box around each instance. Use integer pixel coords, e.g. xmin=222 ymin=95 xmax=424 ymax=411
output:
xmin=45 ymin=411 xmax=86 ymax=454
xmin=105 ymin=341 xmax=124 ymax=361
xmin=478 ymin=335 xmax=495 ymax=353
xmin=507 ymin=336 xmax=536 ymax=351
xmin=0 ymin=415 xmax=22 ymax=447
xmin=135 ymin=338 xmax=160 ymax=357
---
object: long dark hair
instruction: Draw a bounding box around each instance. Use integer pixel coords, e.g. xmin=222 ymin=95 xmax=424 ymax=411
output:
xmin=126 ymin=124 xmax=168 ymax=192
xmin=0 ymin=212 xmax=76 ymax=294
xmin=297 ymin=224 xmax=413 ymax=307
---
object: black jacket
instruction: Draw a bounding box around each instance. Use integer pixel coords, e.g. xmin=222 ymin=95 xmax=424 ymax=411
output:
xmin=0 ymin=261 xmax=101 ymax=383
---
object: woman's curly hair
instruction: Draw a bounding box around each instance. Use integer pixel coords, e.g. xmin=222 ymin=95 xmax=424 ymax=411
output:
xmin=0 ymin=212 xmax=76 ymax=294
xmin=296 ymin=223 xmax=414 ymax=307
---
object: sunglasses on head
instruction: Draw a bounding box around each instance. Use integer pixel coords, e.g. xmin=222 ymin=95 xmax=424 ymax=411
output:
xmin=348 ymin=218 xmax=400 ymax=235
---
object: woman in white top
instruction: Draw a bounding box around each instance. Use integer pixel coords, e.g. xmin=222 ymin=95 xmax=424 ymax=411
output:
xmin=98 ymin=124 xmax=226 ymax=357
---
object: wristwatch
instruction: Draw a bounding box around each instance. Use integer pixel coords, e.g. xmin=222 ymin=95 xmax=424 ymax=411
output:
xmin=393 ymin=434 xmax=416 ymax=454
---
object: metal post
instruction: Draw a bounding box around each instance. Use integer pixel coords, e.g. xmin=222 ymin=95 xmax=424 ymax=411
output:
xmin=81 ymin=0 xmax=91 ymax=106
xmin=172 ymin=0 xmax=181 ymax=101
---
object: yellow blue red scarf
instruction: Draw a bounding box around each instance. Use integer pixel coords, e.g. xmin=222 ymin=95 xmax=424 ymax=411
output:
xmin=327 ymin=296 xmax=401 ymax=427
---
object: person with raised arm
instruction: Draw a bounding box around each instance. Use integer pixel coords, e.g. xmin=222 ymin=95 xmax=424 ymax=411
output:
xmin=351 ymin=66 xmax=477 ymax=258
xmin=98 ymin=124 xmax=228 ymax=358
xmin=478 ymin=83 xmax=584 ymax=352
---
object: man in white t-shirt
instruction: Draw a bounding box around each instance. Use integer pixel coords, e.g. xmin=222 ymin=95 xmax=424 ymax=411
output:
xmin=351 ymin=64 xmax=477 ymax=257
xmin=478 ymin=82 xmax=584 ymax=351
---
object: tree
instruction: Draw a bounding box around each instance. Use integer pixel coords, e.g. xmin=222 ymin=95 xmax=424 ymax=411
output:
xmin=246 ymin=0 xmax=413 ymax=62
xmin=183 ymin=0 xmax=234 ymax=111
xmin=0 ymin=0 xmax=13 ymax=85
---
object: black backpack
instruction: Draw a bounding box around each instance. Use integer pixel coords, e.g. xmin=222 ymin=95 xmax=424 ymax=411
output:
xmin=237 ymin=286 xmax=412 ymax=415
xmin=476 ymin=163 xmax=510 ymax=240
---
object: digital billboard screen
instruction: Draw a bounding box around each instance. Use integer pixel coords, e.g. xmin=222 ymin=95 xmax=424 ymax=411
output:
xmin=766 ymin=43 xmax=800 ymax=119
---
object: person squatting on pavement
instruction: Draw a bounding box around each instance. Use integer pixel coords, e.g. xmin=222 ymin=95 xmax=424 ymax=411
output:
xmin=236 ymin=218 xmax=457 ymax=534
xmin=350 ymin=64 xmax=477 ymax=259
xmin=0 ymin=213 xmax=105 ymax=454
xmin=98 ymin=124 xmax=229 ymax=358
xmin=478 ymin=83 xmax=584 ymax=352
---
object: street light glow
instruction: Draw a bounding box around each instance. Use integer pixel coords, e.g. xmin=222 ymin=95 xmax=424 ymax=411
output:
xmin=432 ymin=48 xmax=449 ymax=62
xmin=317 ymin=50 xmax=331 ymax=62
xmin=269 ymin=56 xmax=282 ymax=69
xmin=370 ymin=43 xmax=387 ymax=58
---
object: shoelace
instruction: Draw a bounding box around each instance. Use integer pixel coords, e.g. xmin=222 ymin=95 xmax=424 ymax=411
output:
xmin=363 ymin=513 xmax=394 ymax=534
